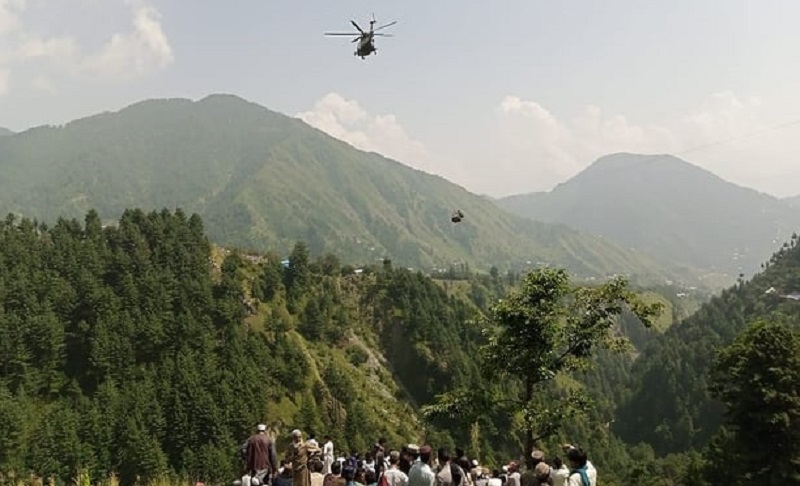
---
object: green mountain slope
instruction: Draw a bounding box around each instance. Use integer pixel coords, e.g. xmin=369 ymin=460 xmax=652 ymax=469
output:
xmin=0 ymin=127 xmax=13 ymax=136
xmin=614 ymin=233 xmax=800 ymax=454
xmin=497 ymin=153 xmax=800 ymax=279
xmin=0 ymin=207 xmax=710 ymax=485
xmin=0 ymin=208 xmax=494 ymax=484
xmin=0 ymin=95 xmax=685 ymax=282
xmin=786 ymin=195 xmax=800 ymax=208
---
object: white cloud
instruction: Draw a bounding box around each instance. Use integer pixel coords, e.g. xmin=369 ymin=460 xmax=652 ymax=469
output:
xmin=15 ymin=36 xmax=78 ymax=62
xmin=297 ymin=92 xmax=445 ymax=176
xmin=0 ymin=0 xmax=173 ymax=96
xmin=298 ymin=90 xmax=800 ymax=199
xmin=82 ymin=2 xmax=173 ymax=78
xmin=492 ymin=91 xmax=799 ymax=197
xmin=0 ymin=0 xmax=26 ymax=36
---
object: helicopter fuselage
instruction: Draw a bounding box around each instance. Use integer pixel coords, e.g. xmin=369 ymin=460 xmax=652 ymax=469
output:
xmin=355 ymin=35 xmax=376 ymax=57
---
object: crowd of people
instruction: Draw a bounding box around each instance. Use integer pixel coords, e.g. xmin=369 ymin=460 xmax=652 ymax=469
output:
xmin=236 ymin=425 xmax=597 ymax=486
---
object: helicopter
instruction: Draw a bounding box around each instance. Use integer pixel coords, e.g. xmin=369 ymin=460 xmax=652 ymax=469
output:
xmin=324 ymin=14 xmax=397 ymax=59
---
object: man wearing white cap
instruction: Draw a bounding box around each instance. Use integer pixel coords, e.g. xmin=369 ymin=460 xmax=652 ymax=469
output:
xmin=287 ymin=429 xmax=322 ymax=486
xmin=246 ymin=424 xmax=279 ymax=485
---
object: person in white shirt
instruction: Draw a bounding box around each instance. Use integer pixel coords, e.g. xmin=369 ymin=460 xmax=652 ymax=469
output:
xmin=408 ymin=446 xmax=436 ymax=486
xmin=486 ymin=469 xmax=502 ymax=486
xmin=505 ymin=462 xmax=520 ymax=486
xmin=564 ymin=447 xmax=596 ymax=486
xmin=549 ymin=457 xmax=569 ymax=486
xmin=323 ymin=436 xmax=335 ymax=474
xmin=383 ymin=451 xmax=409 ymax=486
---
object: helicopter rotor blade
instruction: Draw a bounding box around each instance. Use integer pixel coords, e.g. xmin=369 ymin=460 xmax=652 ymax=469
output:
xmin=324 ymin=32 xmax=359 ymax=36
xmin=374 ymin=21 xmax=397 ymax=31
xmin=350 ymin=20 xmax=365 ymax=33
xmin=374 ymin=33 xmax=393 ymax=37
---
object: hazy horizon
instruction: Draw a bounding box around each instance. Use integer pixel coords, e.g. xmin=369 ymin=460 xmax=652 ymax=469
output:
xmin=2 ymin=0 xmax=800 ymax=198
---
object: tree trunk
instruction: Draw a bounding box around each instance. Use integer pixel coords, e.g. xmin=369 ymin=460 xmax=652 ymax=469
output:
xmin=524 ymin=377 xmax=534 ymax=468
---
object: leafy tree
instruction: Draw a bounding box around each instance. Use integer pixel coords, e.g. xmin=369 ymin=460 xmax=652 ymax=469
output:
xmin=704 ymin=319 xmax=800 ymax=482
xmin=422 ymin=267 xmax=662 ymax=462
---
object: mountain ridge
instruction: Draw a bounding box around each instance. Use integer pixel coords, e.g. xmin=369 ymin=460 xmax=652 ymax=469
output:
xmin=0 ymin=94 xmax=694 ymax=284
xmin=497 ymin=152 xmax=799 ymax=279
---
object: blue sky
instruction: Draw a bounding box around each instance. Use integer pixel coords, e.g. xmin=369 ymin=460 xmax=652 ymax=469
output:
xmin=2 ymin=0 xmax=800 ymax=197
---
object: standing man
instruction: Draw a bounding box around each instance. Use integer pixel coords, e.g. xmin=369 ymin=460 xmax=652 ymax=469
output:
xmin=247 ymin=423 xmax=279 ymax=485
xmin=408 ymin=445 xmax=435 ymax=486
xmin=504 ymin=463 xmax=520 ymax=486
xmin=287 ymin=429 xmax=323 ymax=486
xmin=383 ymin=451 xmax=409 ymax=486
xmin=323 ymin=435 xmax=335 ymax=474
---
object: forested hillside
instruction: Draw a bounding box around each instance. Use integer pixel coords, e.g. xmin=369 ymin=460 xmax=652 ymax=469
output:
xmin=0 ymin=207 xmax=719 ymax=486
xmin=0 ymin=95 xmax=694 ymax=284
xmin=497 ymin=153 xmax=799 ymax=281
xmin=0 ymin=208 xmax=499 ymax=485
xmin=615 ymin=232 xmax=800 ymax=454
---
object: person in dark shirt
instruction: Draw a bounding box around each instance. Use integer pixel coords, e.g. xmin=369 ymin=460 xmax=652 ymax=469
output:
xmin=247 ymin=424 xmax=279 ymax=484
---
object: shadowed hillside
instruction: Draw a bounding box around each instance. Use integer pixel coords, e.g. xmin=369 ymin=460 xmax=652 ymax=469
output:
xmin=614 ymin=232 xmax=800 ymax=454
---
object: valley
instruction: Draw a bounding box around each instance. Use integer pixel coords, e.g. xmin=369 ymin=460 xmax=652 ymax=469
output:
xmin=1 ymin=95 xmax=799 ymax=486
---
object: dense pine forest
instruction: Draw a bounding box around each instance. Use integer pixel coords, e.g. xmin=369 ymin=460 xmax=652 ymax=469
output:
xmin=616 ymin=232 xmax=800 ymax=454
xmin=1 ymin=208 xmax=799 ymax=485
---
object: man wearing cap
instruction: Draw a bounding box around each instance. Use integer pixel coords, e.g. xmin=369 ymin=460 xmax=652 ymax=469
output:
xmin=407 ymin=445 xmax=435 ymax=486
xmin=520 ymin=451 xmax=545 ymax=486
xmin=246 ymin=424 xmax=279 ymax=485
xmin=400 ymin=445 xmax=419 ymax=475
xmin=533 ymin=464 xmax=551 ymax=486
xmin=287 ymin=429 xmax=323 ymax=486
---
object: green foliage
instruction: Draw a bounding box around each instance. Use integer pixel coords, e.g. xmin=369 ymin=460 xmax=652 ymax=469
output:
xmin=422 ymin=267 xmax=663 ymax=460
xmin=704 ymin=320 xmax=800 ymax=482
xmin=617 ymin=233 xmax=800 ymax=455
xmin=0 ymin=208 xmax=504 ymax=484
xmin=0 ymin=95 xmax=687 ymax=282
